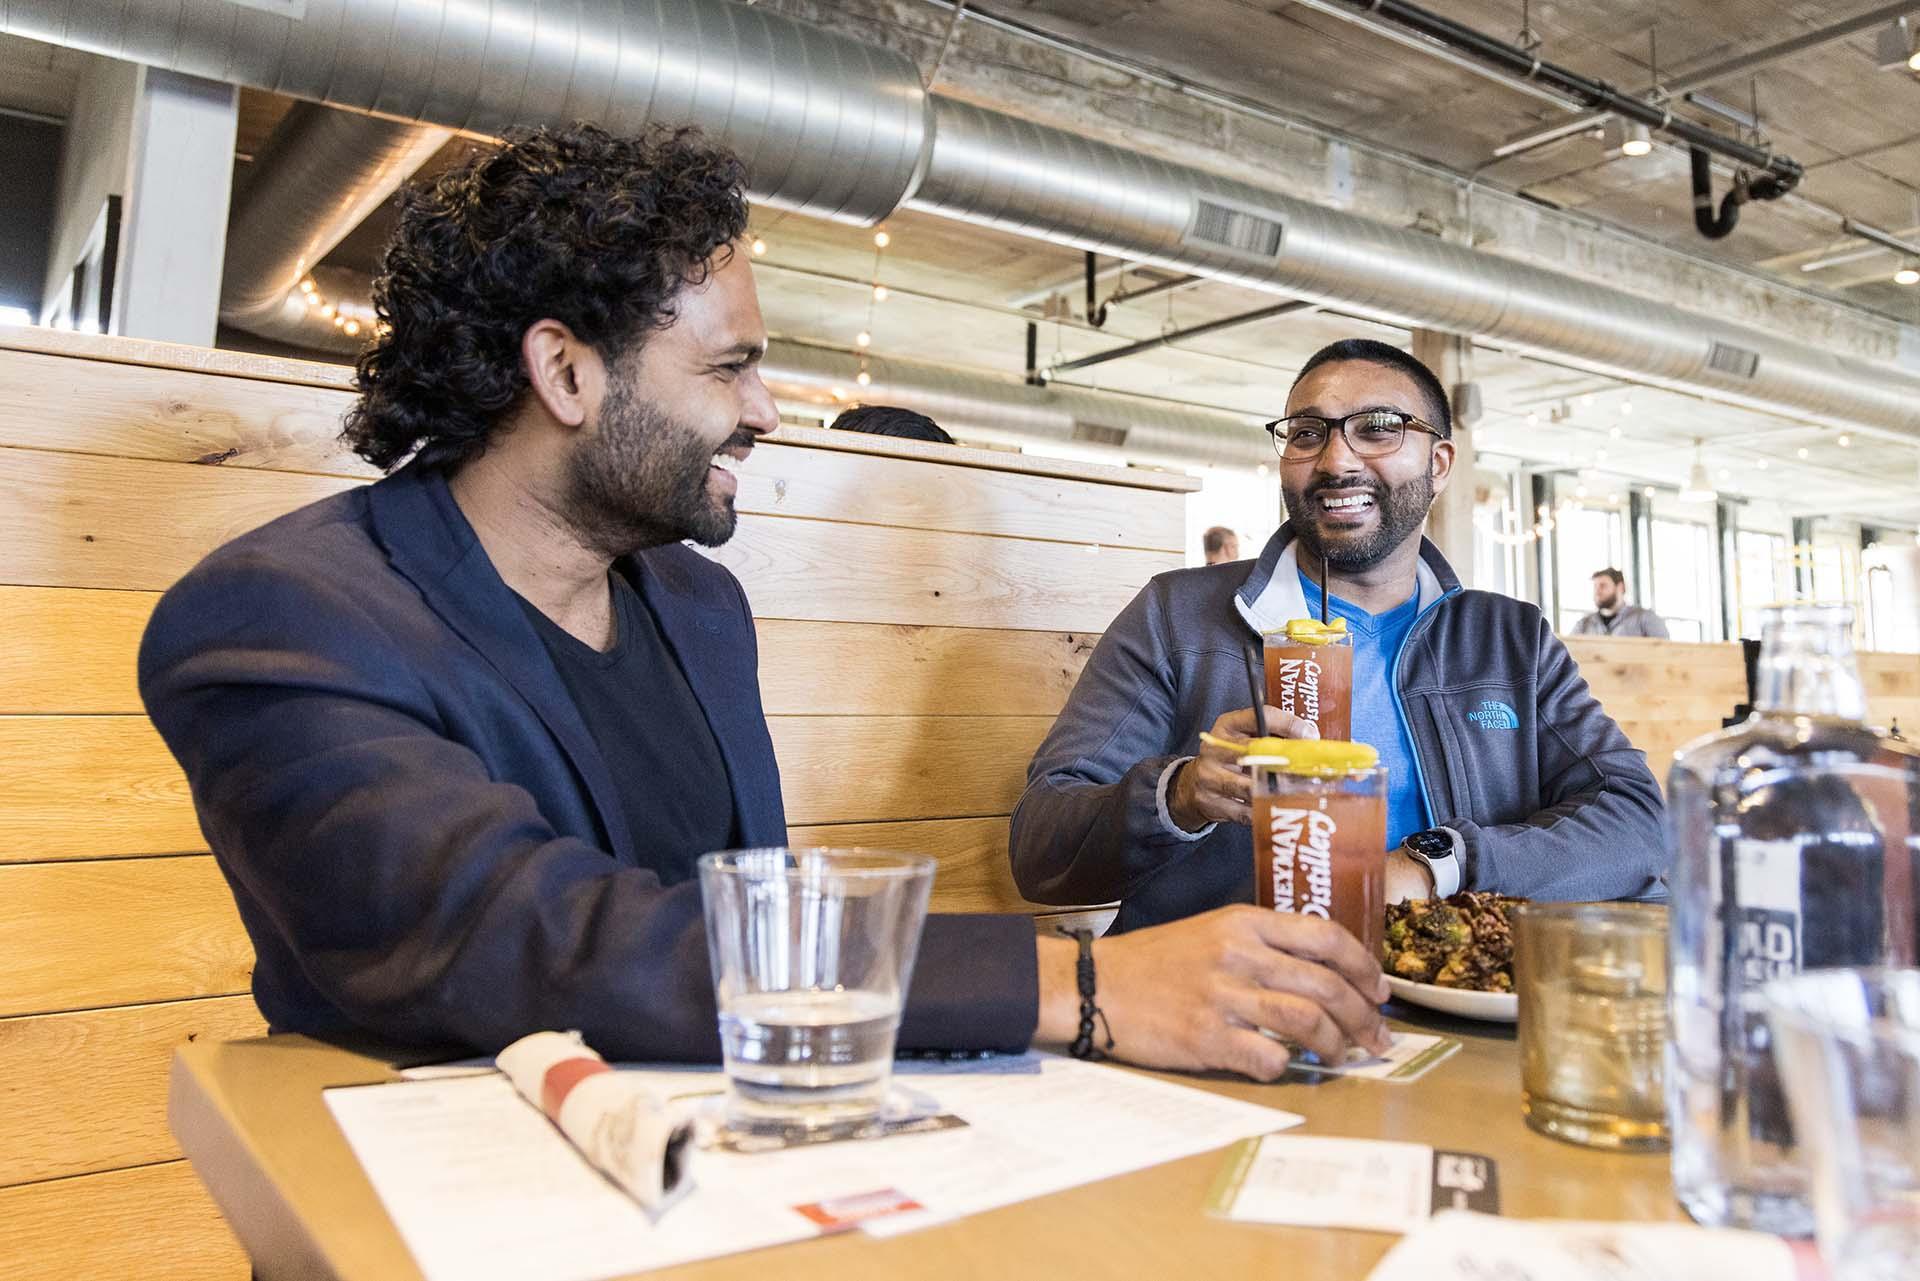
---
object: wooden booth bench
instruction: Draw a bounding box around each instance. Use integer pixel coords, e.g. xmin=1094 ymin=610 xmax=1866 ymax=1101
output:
xmin=1 ymin=326 xmax=1916 ymax=1278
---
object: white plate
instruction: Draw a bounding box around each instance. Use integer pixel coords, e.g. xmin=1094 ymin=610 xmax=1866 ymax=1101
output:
xmin=1385 ymin=975 xmax=1517 ymax=1023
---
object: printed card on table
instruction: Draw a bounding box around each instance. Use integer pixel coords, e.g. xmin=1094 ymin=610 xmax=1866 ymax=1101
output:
xmin=1207 ymin=1134 xmax=1500 ymax=1234
xmin=1288 ymin=1031 xmax=1461 ymax=1082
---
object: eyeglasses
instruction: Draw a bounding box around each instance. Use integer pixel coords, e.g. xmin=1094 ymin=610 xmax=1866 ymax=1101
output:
xmin=1264 ymin=409 xmax=1444 ymax=461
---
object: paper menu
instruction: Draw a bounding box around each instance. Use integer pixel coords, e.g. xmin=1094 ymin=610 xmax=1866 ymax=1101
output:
xmin=323 ymin=1053 xmax=1304 ymax=1281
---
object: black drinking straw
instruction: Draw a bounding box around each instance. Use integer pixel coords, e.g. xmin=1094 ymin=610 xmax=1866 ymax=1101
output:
xmin=1319 ymin=553 xmax=1330 ymax=625
xmin=1243 ymin=642 xmax=1268 ymax=738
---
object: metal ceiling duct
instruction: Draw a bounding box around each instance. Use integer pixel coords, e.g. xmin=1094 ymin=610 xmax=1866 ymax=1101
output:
xmin=0 ymin=0 xmax=928 ymax=226
xmin=8 ymin=0 xmax=1918 ymax=436
xmin=760 ymin=339 xmax=1268 ymax=470
xmin=222 ymin=103 xmax=450 ymax=351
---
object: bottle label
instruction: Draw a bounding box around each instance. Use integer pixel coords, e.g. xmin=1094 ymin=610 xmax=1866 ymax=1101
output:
xmin=1731 ymin=838 xmax=1802 ymax=987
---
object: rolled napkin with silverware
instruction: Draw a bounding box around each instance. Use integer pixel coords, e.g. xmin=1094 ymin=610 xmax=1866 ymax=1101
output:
xmin=495 ymin=1031 xmax=695 ymax=1210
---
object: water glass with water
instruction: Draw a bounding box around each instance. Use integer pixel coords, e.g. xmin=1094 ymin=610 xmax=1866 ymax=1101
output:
xmin=699 ymin=847 xmax=934 ymax=1133
xmin=1767 ymin=969 xmax=1920 ymax=1281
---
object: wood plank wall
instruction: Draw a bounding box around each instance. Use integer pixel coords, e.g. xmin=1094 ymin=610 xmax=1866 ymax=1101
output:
xmin=3 ymin=327 xmax=1916 ymax=1278
xmin=0 ymin=328 xmax=1189 ymax=1279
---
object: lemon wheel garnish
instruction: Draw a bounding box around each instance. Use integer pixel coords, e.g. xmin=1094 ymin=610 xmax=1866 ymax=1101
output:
xmin=1201 ymin=732 xmax=1379 ymax=776
xmin=1266 ymin=618 xmax=1349 ymax=646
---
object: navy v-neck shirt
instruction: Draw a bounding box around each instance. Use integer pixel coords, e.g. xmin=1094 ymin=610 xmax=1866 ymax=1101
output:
xmin=518 ymin=572 xmax=737 ymax=884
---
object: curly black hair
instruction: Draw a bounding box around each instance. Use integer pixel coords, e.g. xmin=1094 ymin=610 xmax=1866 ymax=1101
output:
xmin=342 ymin=123 xmax=750 ymax=472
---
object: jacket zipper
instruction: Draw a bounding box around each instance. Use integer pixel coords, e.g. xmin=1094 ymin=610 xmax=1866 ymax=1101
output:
xmin=1391 ymin=585 xmax=1462 ymax=829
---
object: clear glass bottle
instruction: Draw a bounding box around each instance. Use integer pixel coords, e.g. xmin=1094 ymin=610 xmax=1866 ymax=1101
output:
xmin=1666 ymin=604 xmax=1920 ymax=1234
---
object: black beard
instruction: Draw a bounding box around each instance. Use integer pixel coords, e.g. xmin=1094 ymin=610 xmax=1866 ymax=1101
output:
xmin=1284 ymin=469 xmax=1435 ymax=572
xmin=562 ymin=372 xmax=746 ymax=558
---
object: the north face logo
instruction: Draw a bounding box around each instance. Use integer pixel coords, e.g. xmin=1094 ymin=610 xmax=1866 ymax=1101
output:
xmin=1466 ymin=700 xmax=1519 ymax=730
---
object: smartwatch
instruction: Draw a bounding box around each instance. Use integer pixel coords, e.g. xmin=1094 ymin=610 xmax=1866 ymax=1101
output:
xmin=1401 ymin=827 xmax=1463 ymax=898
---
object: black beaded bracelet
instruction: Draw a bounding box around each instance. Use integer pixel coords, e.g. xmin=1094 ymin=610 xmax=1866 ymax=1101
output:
xmin=1059 ymin=927 xmax=1115 ymax=1061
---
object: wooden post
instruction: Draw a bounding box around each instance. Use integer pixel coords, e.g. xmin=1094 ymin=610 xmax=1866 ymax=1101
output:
xmin=1411 ymin=329 xmax=1475 ymax=587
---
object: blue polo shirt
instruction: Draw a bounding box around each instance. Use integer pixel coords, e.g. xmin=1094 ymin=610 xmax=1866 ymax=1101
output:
xmin=1299 ymin=571 xmax=1428 ymax=846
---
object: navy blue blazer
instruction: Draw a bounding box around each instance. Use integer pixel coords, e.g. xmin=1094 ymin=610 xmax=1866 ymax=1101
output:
xmin=138 ymin=462 xmax=1037 ymax=1059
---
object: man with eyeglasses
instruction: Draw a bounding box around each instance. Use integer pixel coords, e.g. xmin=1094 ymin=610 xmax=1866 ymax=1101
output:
xmin=1009 ymin=338 xmax=1664 ymax=935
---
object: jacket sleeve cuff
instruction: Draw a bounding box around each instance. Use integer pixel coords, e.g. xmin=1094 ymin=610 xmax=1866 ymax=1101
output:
xmin=1155 ymin=756 xmax=1216 ymax=842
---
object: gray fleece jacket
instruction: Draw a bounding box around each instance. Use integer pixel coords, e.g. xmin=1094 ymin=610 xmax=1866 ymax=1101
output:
xmin=1010 ymin=524 xmax=1667 ymax=931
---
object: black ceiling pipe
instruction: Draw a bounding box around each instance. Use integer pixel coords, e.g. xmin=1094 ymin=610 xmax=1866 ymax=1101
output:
xmin=1691 ymin=147 xmax=1742 ymax=239
xmin=1085 ymin=252 xmax=1107 ymax=328
xmin=1336 ymin=0 xmax=1803 ymax=193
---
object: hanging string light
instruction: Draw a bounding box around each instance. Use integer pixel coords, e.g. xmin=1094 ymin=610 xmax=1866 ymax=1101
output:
xmin=857 ymin=226 xmax=891 ymax=357
xmin=287 ymin=276 xmax=381 ymax=344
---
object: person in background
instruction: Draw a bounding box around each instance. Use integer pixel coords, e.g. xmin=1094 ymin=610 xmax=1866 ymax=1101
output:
xmin=138 ymin=124 xmax=1388 ymax=1083
xmin=1571 ymin=568 xmax=1670 ymax=638
xmin=1203 ymin=526 xmax=1241 ymax=564
xmin=829 ymin=403 xmax=955 ymax=445
xmin=1010 ymin=339 xmax=1665 ymax=934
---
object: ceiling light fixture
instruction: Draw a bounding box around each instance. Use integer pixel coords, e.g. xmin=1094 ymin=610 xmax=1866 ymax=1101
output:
xmin=1896 ymin=262 xmax=1920 ymax=285
xmin=750 ymin=238 xmax=768 ymax=256
xmin=1680 ymin=439 xmax=1718 ymax=504
xmin=1602 ymin=118 xmax=1655 ymax=159
xmin=1839 ymin=433 xmax=1853 ymax=447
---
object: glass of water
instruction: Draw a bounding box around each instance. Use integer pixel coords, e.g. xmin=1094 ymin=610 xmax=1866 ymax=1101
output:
xmin=699 ymin=847 xmax=935 ymax=1134
xmin=1766 ymin=969 xmax=1920 ymax=1281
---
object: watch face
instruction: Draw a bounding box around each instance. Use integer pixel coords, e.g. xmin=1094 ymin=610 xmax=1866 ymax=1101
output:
xmin=1405 ymin=830 xmax=1452 ymax=858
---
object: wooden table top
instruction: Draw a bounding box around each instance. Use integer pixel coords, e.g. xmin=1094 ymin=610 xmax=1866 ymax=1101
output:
xmin=169 ymin=1006 xmax=1685 ymax=1281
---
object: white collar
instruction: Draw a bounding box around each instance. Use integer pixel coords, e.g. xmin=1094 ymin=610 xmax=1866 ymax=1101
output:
xmin=1234 ymin=541 xmax=1445 ymax=638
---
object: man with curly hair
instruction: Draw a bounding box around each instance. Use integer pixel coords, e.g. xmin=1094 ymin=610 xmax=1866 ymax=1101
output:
xmin=139 ymin=123 xmax=1388 ymax=1078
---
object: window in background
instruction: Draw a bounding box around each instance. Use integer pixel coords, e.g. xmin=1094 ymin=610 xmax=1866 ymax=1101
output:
xmin=1181 ymin=465 xmax=1282 ymax=567
xmin=1553 ymin=501 xmax=1629 ymax=632
xmin=1859 ymin=542 xmax=1920 ymax=654
xmin=1734 ymin=529 xmax=1794 ymax=640
xmin=1649 ymin=515 xmax=1720 ymax=642
xmin=1471 ymin=468 xmax=1525 ymax=600
xmin=1810 ymin=534 xmax=1858 ymax=608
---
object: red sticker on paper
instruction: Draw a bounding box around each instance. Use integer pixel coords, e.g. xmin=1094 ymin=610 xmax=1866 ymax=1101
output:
xmin=793 ymin=1187 xmax=924 ymax=1232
